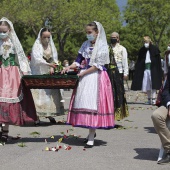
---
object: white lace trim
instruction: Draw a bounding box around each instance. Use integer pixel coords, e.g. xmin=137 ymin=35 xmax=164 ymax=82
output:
xmin=89 ymin=21 xmax=109 ymax=66
xmin=0 ymin=92 xmax=23 ymax=103
xmin=93 ymin=63 xmax=103 ymax=70
xmin=79 ymin=40 xmax=109 ymax=66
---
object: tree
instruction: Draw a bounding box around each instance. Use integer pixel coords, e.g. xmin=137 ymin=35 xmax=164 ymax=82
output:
xmin=0 ymin=0 xmax=121 ymax=60
xmin=122 ymin=0 xmax=170 ymax=59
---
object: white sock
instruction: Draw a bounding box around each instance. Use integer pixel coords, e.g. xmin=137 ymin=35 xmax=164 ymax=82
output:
xmin=2 ymin=124 xmax=9 ymax=136
xmin=87 ymin=129 xmax=96 ymax=145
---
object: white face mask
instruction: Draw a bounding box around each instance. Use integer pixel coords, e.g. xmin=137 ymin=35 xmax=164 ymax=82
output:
xmin=167 ymin=46 xmax=170 ymax=51
xmin=0 ymin=32 xmax=9 ymax=40
xmin=86 ymin=34 xmax=96 ymax=41
xmin=144 ymin=43 xmax=149 ymax=48
xmin=65 ymin=63 xmax=69 ymax=67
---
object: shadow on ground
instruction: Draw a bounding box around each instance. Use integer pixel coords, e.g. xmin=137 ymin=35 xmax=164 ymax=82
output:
xmin=8 ymin=135 xmax=107 ymax=147
xmin=144 ymin=127 xmax=157 ymax=134
xmin=21 ymin=120 xmax=67 ymax=127
xmin=134 ymin=148 xmax=159 ymax=161
xmin=127 ymin=102 xmax=145 ymax=105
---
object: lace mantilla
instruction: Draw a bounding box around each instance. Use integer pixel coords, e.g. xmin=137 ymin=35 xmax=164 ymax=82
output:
xmin=79 ymin=40 xmax=109 ymax=66
xmin=79 ymin=21 xmax=109 ymax=66
xmin=0 ymin=17 xmax=31 ymax=73
xmin=30 ymin=28 xmax=58 ymax=75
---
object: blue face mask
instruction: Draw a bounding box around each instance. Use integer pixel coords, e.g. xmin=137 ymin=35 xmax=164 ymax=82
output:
xmin=86 ymin=34 xmax=95 ymax=41
xmin=0 ymin=33 xmax=8 ymax=40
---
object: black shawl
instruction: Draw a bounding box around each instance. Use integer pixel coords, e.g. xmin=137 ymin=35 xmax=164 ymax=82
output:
xmin=131 ymin=44 xmax=162 ymax=90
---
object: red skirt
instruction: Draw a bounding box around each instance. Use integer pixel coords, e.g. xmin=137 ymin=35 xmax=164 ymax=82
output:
xmin=0 ymin=82 xmax=37 ymax=126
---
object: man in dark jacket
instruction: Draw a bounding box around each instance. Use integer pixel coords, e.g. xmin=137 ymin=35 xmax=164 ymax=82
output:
xmin=151 ymin=74 xmax=170 ymax=164
xmin=131 ymin=36 xmax=162 ymax=105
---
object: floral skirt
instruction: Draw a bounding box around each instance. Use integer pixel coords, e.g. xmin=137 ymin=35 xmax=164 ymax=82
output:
xmin=107 ymin=68 xmax=129 ymax=120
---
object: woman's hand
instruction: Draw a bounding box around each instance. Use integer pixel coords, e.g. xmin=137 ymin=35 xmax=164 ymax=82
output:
xmin=50 ymin=67 xmax=54 ymax=75
xmin=22 ymin=72 xmax=28 ymax=75
xmin=61 ymin=66 xmax=70 ymax=74
xmin=77 ymin=72 xmax=85 ymax=78
xmin=48 ymin=63 xmax=57 ymax=69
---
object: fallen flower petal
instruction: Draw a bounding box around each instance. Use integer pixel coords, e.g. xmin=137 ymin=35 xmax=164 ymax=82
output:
xmin=63 ymin=135 xmax=67 ymax=139
xmin=58 ymin=138 xmax=63 ymax=143
xmin=67 ymin=146 xmax=72 ymax=150
xmin=51 ymin=147 xmax=56 ymax=151
xmin=64 ymin=145 xmax=72 ymax=150
xmin=63 ymin=145 xmax=67 ymax=150
xmin=45 ymin=147 xmax=49 ymax=151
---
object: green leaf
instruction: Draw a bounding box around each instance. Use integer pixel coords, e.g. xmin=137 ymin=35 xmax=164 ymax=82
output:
xmin=29 ymin=131 xmax=41 ymax=136
xmin=18 ymin=142 xmax=26 ymax=147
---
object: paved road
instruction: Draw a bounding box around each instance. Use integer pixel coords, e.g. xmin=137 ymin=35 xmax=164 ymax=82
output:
xmin=0 ymin=85 xmax=169 ymax=170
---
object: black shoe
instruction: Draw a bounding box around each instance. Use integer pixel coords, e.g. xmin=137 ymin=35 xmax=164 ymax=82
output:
xmin=84 ymin=144 xmax=94 ymax=148
xmin=1 ymin=135 xmax=8 ymax=143
xmin=157 ymin=153 xmax=170 ymax=165
xmin=34 ymin=120 xmax=40 ymax=126
xmin=46 ymin=116 xmax=56 ymax=124
xmin=83 ymin=133 xmax=96 ymax=143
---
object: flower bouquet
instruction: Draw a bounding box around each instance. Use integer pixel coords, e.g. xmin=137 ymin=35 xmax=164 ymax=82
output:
xmin=53 ymin=61 xmax=63 ymax=74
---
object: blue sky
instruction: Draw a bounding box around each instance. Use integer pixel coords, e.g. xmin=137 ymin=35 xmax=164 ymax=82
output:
xmin=116 ymin=0 xmax=128 ymax=12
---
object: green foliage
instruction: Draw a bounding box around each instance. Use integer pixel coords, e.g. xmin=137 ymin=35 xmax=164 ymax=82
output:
xmin=1 ymin=0 xmax=170 ymax=62
xmin=123 ymin=0 xmax=170 ymax=59
xmin=0 ymin=0 xmax=121 ymax=61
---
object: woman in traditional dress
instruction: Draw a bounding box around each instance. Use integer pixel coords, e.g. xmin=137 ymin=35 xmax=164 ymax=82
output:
xmin=131 ymin=36 xmax=162 ymax=105
xmin=62 ymin=21 xmax=115 ymax=148
xmin=30 ymin=28 xmax=64 ymax=125
xmin=106 ymin=32 xmax=129 ymax=120
xmin=0 ymin=17 xmax=37 ymax=143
